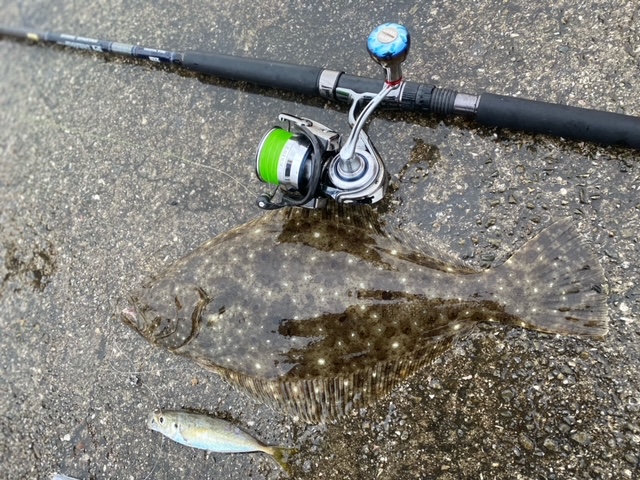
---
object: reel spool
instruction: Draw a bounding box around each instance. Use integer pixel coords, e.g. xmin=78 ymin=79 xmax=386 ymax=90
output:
xmin=256 ymin=127 xmax=313 ymax=195
xmin=254 ymin=114 xmax=339 ymax=209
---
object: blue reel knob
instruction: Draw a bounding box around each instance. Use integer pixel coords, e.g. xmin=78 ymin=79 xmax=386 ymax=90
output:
xmin=367 ymin=23 xmax=410 ymax=69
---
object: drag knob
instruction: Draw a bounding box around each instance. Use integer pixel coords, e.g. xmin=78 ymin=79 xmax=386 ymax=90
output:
xmin=366 ymin=23 xmax=410 ymax=85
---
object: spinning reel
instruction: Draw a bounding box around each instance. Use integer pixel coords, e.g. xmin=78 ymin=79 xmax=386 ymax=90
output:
xmin=254 ymin=23 xmax=410 ymax=209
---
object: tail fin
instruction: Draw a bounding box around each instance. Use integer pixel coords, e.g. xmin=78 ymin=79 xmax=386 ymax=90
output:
xmin=264 ymin=445 xmax=299 ymax=475
xmin=492 ymin=218 xmax=608 ymax=338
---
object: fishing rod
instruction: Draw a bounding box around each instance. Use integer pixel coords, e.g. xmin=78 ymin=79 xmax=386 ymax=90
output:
xmin=1 ymin=23 xmax=639 ymax=210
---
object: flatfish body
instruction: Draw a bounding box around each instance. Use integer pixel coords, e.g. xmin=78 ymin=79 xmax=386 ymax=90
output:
xmin=122 ymin=204 xmax=608 ymax=423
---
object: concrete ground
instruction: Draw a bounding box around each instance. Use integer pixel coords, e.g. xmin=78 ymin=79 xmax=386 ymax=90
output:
xmin=0 ymin=0 xmax=638 ymax=478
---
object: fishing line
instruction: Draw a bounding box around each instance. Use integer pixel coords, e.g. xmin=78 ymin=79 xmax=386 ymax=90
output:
xmin=4 ymin=110 xmax=257 ymax=197
xmin=140 ymin=435 xmax=164 ymax=480
xmin=99 ymin=330 xmax=170 ymax=479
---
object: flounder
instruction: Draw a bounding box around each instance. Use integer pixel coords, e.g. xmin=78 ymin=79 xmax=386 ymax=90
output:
xmin=121 ymin=204 xmax=608 ymax=423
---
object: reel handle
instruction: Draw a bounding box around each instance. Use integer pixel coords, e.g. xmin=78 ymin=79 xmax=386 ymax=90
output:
xmin=366 ymin=23 xmax=410 ymax=85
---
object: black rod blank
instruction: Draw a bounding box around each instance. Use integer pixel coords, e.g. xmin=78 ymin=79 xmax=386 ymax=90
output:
xmin=1 ymin=25 xmax=639 ymax=149
xmin=476 ymin=93 xmax=640 ymax=149
xmin=182 ymin=51 xmax=324 ymax=97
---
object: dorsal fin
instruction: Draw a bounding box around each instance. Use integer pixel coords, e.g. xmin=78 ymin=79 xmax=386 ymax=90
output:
xmin=277 ymin=201 xmax=476 ymax=274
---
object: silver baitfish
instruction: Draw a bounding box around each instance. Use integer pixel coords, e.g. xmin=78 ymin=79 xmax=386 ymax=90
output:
xmin=122 ymin=203 xmax=608 ymax=423
xmin=147 ymin=410 xmax=297 ymax=472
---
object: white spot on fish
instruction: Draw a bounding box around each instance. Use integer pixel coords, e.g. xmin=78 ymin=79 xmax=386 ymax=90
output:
xmin=392 ymin=342 xmax=399 ymax=348
xmin=318 ymin=358 xmax=326 ymax=365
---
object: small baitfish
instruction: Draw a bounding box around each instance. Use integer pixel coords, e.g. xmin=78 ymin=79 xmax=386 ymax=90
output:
xmin=122 ymin=203 xmax=608 ymax=423
xmin=147 ymin=410 xmax=296 ymax=472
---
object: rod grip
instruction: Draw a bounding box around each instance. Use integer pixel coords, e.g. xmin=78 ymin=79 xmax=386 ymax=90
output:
xmin=476 ymin=93 xmax=640 ymax=148
xmin=182 ymin=51 xmax=323 ymax=96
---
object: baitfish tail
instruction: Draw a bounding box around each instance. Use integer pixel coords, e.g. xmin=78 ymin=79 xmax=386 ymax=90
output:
xmin=262 ymin=445 xmax=299 ymax=475
xmin=490 ymin=218 xmax=608 ymax=337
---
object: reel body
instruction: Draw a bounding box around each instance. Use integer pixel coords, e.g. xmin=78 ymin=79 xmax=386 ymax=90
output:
xmin=254 ymin=23 xmax=409 ymax=210
xmin=255 ymin=110 xmax=387 ymax=209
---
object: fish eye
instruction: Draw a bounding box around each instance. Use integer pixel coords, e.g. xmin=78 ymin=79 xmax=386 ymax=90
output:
xmin=158 ymin=416 xmax=164 ymax=424
xmin=174 ymin=423 xmax=178 ymax=429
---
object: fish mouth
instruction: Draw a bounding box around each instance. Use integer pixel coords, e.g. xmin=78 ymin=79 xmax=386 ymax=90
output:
xmin=146 ymin=411 xmax=160 ymax=431
xmin=119 ymin=297 xmax=147 ymax=333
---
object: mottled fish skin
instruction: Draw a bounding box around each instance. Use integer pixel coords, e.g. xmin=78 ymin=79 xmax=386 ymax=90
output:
xmin=122 ymin=203 xmax=608 ymax=423
xmin=147 ymin=410 xmax=296 ymax=472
